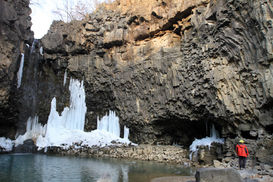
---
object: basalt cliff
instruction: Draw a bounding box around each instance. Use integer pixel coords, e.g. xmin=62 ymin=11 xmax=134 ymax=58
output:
xmin=0 ymin=0 xmax=33 ymax=138
xmin=1 ymin=0 xmax=273 ymax=163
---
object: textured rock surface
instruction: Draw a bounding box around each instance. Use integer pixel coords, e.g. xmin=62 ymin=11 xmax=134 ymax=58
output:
xmin=0 ymin=0 xmax=34 ymax=138
xmin=40 ymin=0 xmax=273 ymax=145
xmin=13 ymin=139 xmax=38 ymax=153
xmin=1 ymin=0 xmax=273 ymax=165
xmin=195 ymin=168 xmax=244 ymax=182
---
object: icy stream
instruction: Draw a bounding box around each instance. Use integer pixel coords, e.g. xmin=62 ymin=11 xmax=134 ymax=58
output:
xmin=17 ymin=53 xmax=24 ymax=88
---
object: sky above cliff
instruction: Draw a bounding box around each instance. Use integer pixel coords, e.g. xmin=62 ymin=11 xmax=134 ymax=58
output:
xmin=30 ymin=0 xmax=56 ymax=39
xmin=30 ymin=0 xmax=105 ymax=39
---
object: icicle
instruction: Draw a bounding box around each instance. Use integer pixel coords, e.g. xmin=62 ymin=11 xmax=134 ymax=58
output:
xmin=97 ymin=110 xmax=120 ymax=137
xmin=124 ymin=126 xmax=129 ymax=139
xmin=46 ymin=79 xmax=87 ymax=131
xmin=63 ymin=69 xmax=67 ymax=86
xmin=39 ymin=47 xmax=43 ymax=55
xmin=17 ymin=53 xmax=25 ymax=88
xmin=64 ymin=79 xmax=87 ymax=130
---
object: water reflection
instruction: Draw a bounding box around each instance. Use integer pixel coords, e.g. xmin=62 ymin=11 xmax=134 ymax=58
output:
xmin=0 ymin=154 xmax=195 ymax=182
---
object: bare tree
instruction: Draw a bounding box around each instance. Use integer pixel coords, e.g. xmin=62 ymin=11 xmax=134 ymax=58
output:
xmin=74 ymin=0 xmax=94 ymax=20
xmin=52 ymin=0 xmax=73 ymax=22
xmin=52 ymin=0 xmax=96 ymax=22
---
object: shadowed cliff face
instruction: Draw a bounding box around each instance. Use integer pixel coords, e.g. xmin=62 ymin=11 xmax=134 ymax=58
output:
xmin=0 ymin=0 xmax=34 ymax=138
xmin=39 ymin=0 xmax=273 ymax=145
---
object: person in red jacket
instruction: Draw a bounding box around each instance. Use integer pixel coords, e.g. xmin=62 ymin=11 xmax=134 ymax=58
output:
xmin=236 ymin=140 xmax=249 ymax=169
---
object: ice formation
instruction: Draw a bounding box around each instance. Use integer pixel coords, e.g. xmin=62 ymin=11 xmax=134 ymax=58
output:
xmin=0 ymin=137 xmax=14 ymax=151
xmin=97 ymin=110 xmax=130 ymax=139
xmin=7 ymin=78 xmax=133 ymax=152
xmin=97 ymin=110 xmax=120 ymax=137
xmin=189 ymin=124 xmax=225 ymax=161
xmin=124 ymin=126 xmax=129 ymax=140
xmin=39 ymin=47 xmax=43 ymax=55
xmin=15 ymin=116 xmax=46 ymax=146
xmin=63 ymin=69 xmax=67 ymax=86
xmin=17 ymin=53 xmax=24 ymax=88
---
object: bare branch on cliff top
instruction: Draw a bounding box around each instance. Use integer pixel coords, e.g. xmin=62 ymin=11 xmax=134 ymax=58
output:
xmin=51 ymin=0 xmax=115 ymax=22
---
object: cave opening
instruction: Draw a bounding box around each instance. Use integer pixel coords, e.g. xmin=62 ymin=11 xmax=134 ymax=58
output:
xmin=241 ymin=130 xmax=258 ymax=140
xmin=151 ymin=117 xmax=223 ymax=148
xmin=265 ymin=124 xmax=273 ymax=134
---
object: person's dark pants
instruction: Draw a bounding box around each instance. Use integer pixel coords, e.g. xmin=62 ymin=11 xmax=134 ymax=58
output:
xmin=239 ymin=156 xmax=247 ymax=169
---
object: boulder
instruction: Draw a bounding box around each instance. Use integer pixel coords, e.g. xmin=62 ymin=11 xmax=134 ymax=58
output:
xmin=255 ymin=149 xmax=270 ymax=163
xmin=13 ymin=139 xmax=38 ymax=153
xmin=195 ymin=168 xmax=243 ymax=182
xmin=243 ymin=178 xmax=259 ymax=182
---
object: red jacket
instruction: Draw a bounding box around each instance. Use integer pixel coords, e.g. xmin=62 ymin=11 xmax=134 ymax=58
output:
xmin=236 ymin=144 xmax=249 ymax=157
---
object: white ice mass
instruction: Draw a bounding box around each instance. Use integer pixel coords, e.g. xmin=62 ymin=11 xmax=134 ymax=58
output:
xmin=0 ymin=137 xmax=14 ymax=152
xmin=63 ymin=69 xmax=67 ymax=86
xmin=97 ymin=110 xmax=120 ymax=137
xmin=0 ymin=78 xmax=133 ymax=152
xmin=17 ymin=53 xmax=24 ymax=88
xmin=189 ymin=124 xmax=224 ymax=161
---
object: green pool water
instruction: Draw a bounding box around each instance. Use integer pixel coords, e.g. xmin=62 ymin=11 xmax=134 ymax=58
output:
xmin=0 ymin=153 xmax=195 ymax=182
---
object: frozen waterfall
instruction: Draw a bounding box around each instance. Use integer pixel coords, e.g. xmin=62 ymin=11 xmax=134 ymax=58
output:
xmin=10 ymin=78 xmax=134 ymax=151
xmin=17 ymin=53 xmax=24 ymax=88
xmin=43 ymin=78 xmax=86 ymax=132
xmin=63 ymin=69 xmax=67 ymax=86
xmin=36 ymin=78 xmax=87 ymax=148
xmin=14 ymin=78 xmax=86 ymax=148
xmin=124 ymin=126 xmax=129 ymax=140
xmin=62 ymin=78 xmax=86 ymax=131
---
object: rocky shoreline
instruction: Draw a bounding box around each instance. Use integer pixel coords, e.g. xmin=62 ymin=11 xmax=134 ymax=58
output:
xmin=44 ymin=143 xmax=273 ymax=181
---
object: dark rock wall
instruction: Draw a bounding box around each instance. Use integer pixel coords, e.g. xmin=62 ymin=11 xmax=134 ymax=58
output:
xmin=0 ymin=0 xmax=33 ymax=138
xmin=40 ymin=0 xmax=273 ymax=146
xmin=0 ymin=0 xmax=273 ymax=149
